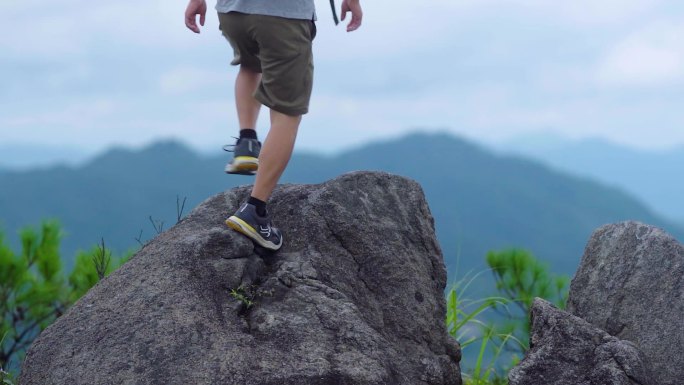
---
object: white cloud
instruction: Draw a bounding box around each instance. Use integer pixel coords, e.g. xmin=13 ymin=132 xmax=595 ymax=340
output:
xmin=0 ymin=97 xmax=230 ymax=150
xmin=300 ymin=87 xmax=564 ymax=152
xmin=534 ymin=0 xmax=662 ymax=25
xmin=0 ymin=14 xmax=85 ymax=57
xmin=445 ymin=0 xmax=663 ymax=25
xmin=597 ymin=20 xmax=684 ymax=87
xmin=3 ymin=99 xmax=119 ymax=129
xmin=159 ymin=67 xmax=230 ymax=94
xmin=2 ymin=0 xmax=684 ymax=153
xmin=0 ymin=0 xmax=214 ymax=59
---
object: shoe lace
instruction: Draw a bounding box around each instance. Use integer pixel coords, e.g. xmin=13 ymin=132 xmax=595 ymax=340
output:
xmin=222 ymin=136 xmax=240 ymax=153
xmin=222 ymin=137 xmax=261 ymax=153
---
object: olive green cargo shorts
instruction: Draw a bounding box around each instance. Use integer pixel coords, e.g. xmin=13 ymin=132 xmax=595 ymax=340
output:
xmin=218 ymin=12 xmax=316 ymax=116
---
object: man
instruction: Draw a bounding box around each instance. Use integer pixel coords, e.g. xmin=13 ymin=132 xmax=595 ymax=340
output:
xmin=184 ymin=0 xmax=363 ymax=251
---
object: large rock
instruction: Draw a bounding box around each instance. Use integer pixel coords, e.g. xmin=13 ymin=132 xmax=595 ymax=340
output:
xmin=508 ymin=298 xmax=652 ymax=385
xmin=567 ymin=221 xmax=684 ymax=385
xmin=19 ymin=171 xmax=461 ymax=385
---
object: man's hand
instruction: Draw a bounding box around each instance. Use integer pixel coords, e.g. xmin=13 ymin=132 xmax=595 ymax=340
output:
xmin=185 ymin=0 xmax=207 ymax=34
xmin=340 ymin=0 xmax=362 ymax=32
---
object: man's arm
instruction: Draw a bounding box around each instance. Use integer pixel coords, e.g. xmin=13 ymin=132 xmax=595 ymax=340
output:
xmin=185 ymin=0 xmax=207 ymax=34
xmin=340 ymin=0 xmax=362 ymax=32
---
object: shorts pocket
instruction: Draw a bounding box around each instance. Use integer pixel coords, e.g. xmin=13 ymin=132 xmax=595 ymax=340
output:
xmin=310 ymin=20 xmax=317 ymax=41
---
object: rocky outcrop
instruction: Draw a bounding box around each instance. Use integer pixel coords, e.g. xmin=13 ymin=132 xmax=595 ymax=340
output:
xmin=19 ymin=171 xmax=461 ymax=385
xmin=508 ymin=298 xmax=652 ymax=385
xmin=567 ymin=221 xmax=684 ymax=385
xmin=510 ymin=221 xmax=683 ymax=385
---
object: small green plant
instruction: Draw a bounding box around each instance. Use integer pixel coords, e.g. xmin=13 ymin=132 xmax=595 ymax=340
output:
xmin=487 ymin=249 xmax=568 ymax=311
xmin=135 ymin=196 xmax=190 ymax=247
xmin=176 ymin=195 xmax=187 ymax=223
xmin=462 ymin=323 xmax=523 ymax=385
xmin=486 ymin=249 xmax=569 ymax=352
xmin=0 ymin=365 xmax=15 ymax=385
xmin=134 ymin=229 xmax=145 ymax=247
xmin=92 ymin=238 xmax=110 ymax=280
xmin=148 ymin=216 xmax=164 ymax=235
xmin=68 ymin=244 xmax=130 ymax=303
xmin=446 ymin=271 xmax=521 ymax=385
xmin=448 ymin=248 xmax=570 ymax=384
xmin=0 ymin=332 xmax=13 ymax=385
xmin=229 ymin=285 xmax=255 ymax=308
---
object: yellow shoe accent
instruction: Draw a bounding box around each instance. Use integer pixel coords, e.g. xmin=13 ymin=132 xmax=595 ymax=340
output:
xmin=225 ymin=216 xmax=282 ymax=251
xmin=226 ymin=216 xmax=258 ymax=237
xmin=233 ymin=156 xmax=258 ymax=171
xmin=226 ymin=156 xmax=258 ymax=174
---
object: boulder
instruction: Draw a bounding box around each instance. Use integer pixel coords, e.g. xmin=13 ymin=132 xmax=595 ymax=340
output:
xmin=19 ymin=171 xmax=461 ymax=385
xmin=567 ymin=221 xmax=684 ymax=385
xmin=508 ymin=298 xmax=652 ymax=385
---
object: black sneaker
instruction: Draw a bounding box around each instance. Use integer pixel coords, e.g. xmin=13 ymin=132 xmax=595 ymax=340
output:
xmin=224 ymin=138 xmax=261 ymax=175
xmin=226 ymin=203 xmax=283 ymax=251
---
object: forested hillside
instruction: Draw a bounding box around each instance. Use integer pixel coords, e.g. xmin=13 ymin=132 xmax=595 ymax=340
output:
xmin=1 ymin=133 xmax=680 ymax=283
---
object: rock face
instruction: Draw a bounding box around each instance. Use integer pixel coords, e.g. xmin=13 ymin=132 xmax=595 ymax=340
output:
xmin=567 ymin=221 xmax=684 ymax=385
xmin=508 ymin=299 xmax=652 ymax=385
xmin=19 ymin=171 xmax=461 ymax=385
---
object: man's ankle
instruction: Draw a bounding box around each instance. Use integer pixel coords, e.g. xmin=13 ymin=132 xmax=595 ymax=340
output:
xmin=239 ymin=128 xmax=258 ymax=140
xmin=247 ymin=196 xmax=267 ymax=216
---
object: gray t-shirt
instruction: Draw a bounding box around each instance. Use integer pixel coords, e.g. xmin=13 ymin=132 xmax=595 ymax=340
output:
xmin=216 ymin=0 xmax=316 ymax=21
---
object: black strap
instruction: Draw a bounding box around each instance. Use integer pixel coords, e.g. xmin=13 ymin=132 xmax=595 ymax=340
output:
xmin=330 ymin=0 xmax=339 ymax=25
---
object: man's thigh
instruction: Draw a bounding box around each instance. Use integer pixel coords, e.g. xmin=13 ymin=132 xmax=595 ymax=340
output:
xmin=250 ymin=15 xmax=316 ymax=116
xmin=218 ymin=12 xmax=262 ymax=72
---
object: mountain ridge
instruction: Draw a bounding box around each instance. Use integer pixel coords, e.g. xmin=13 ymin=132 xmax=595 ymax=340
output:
xmin=494 ymin=134 xmax=684 ymax=223
xmin=1 ymin=133 xmax=681 ymax=285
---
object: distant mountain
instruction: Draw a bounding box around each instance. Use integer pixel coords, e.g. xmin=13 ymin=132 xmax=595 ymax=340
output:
xmin=1 ymin=133 xmax=681 ymax=287
xmin=495 ymin=135 xmax=684 ymax=224
xmin=0 ymin=141 xmax=220 ymax=267
xmin=0 ymin=144 xmax=95 ymax=170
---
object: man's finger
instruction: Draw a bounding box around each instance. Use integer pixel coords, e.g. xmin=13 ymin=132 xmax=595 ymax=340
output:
xmin=185 ymin=15 xmax=200 ymax=33
xmin=200 ymin=12 xmax=205 ymax=26
xmin=347 ymin=12 xmax=362 ymax=31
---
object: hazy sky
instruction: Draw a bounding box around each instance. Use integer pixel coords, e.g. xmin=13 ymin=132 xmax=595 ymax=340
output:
xmin=2 ymin=0 xmax=684 ymax=154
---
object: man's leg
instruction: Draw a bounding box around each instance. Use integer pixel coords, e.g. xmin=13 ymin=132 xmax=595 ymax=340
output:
xmin=235 ymin=66 xmax=262 ymax=129
xmin=225 ymin=15 xmax=313 ymax=251
xmin=225 ymin=66 xmax=262 ymax=174
xmin=225 ymin=110 xmax=299 ymax=251
xmin=250 ymin=110 xmax=301 ymax=201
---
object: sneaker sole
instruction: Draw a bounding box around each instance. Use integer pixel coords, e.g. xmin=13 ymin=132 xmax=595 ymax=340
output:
xmin=225 ymin=156 xmax=258 ymax=174
xmin=225 ymin=216 xmax=282 ymax=251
